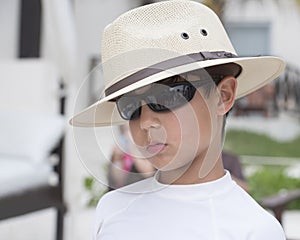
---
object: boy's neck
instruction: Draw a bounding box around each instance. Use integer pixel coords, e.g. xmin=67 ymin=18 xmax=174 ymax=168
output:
xmin=157 ymin=156 xmax=225 ymax=185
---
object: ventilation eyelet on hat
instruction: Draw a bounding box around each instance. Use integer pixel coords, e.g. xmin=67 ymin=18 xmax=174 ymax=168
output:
xmin=181 ymin=32 xmax=189 ymax=39
xmin=200 ymin=29 xmax=208 ymax=36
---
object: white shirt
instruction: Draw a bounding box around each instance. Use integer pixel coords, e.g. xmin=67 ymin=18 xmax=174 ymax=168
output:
xmin=93 ymin=171 xmax=285 ymax=240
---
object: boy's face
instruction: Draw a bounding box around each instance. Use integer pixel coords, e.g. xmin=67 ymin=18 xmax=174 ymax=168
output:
xmin=127 ymin=75 xmax=237 ymax=178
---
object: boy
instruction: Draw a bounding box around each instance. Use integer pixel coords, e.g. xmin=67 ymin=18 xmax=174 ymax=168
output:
xmin=70 ymin=0 xmax=286 ymax=239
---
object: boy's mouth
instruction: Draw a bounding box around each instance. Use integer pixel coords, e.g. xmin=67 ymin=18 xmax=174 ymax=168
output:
xmin=146 ymin=143 xmax=167 ymax=155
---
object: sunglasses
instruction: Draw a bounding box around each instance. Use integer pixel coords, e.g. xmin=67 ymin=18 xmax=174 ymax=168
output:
xmin=115 ymin=75 xmax=220 ymax=121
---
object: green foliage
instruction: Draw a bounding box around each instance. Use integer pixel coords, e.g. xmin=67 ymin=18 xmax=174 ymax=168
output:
xmin=248 ymin=166 xmax=300 ymax=209
xmin=84 ymin=177 xmax=94 ymax=191
xmin=224 ymin=130 xmax=300 ymax=158
xmin=84 ymin=177 xmax=107 ymax=207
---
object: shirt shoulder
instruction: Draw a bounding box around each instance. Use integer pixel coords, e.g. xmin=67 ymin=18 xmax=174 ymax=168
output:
xmin=248 ymin=213 xmax=286 ymax=239
xmin=93 ymin=177 xmax=155 ymax=238
xmin=230 ymin=186 xmax=286 ymax=239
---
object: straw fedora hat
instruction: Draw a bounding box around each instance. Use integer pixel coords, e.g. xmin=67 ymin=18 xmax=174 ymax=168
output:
xmin=70 ymin=0 xmax=285 ymax=127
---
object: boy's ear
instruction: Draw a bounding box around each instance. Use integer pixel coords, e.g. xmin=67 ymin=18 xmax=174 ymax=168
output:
xmin=216 ymin=76 xmax=237 ymax=115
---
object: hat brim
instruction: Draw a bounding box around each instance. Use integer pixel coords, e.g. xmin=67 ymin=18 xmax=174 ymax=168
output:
xmin=70 ymin=56 xmax=285 ymax=127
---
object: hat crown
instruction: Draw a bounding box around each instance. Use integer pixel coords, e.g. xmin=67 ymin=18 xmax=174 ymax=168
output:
xmin=102 ymin=1 xmax=236 ymax=60
xmin=101 ymin=0 xmax=236 ymax=87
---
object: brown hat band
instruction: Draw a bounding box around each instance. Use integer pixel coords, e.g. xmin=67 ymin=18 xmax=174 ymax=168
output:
xmin=105 ymin=51 xmax=237 ymax=97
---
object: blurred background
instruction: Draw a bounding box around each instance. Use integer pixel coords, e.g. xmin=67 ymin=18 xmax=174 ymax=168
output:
xmin=0 ymin=0 xmax=300 ymax=239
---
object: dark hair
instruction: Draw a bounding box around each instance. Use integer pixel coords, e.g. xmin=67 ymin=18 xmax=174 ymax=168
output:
xmin=186 ymin=63 xmax=242 ymax=140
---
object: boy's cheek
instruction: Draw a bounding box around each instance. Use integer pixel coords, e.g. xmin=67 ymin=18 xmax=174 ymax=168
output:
xmin=128 ymin=122 xmax=143 ymax=145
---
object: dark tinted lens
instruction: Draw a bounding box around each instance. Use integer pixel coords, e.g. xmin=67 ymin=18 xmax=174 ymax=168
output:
xmin=116 ymin=96 xmax=141 ymax=120
xmin=129 ymin=107 xmax=141 ymax=120
xmin=147 ymin=82 xmax=196 ymax=111
xmin=116 ymin=80 xmax=198 ymax=120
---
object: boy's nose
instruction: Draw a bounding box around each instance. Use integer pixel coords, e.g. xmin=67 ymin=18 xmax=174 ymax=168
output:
xmin=139 ymin=103 xmax=160 ymax=130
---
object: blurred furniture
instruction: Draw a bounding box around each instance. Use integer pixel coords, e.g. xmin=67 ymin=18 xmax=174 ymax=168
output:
xmin=234 ymin=83 xmax=276 ymax=117
xmin=0 ymin=60 xmax=66 ymax=240
xmin=235 ymin=64 xmax=300 ymax=118
xmin=260 ymin=189 xmax=300 ymax=224
xmin=275 ymin=64 xmax=300 ymax=115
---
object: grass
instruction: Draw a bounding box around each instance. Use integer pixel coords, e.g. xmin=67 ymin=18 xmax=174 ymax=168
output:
xmin=248 ymin=166 xmax=300 ymax=209
xmin=224 ymin=129 xmax=300 ymax=210
xmin=224 ymin=129 xmax=300 ymax=158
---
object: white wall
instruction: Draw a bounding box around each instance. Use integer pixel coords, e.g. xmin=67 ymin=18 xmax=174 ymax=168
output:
xmin=224 ymin=0 xmax=300 ymax=69
xmin=0 ymin=0 xmax=20 ymax=59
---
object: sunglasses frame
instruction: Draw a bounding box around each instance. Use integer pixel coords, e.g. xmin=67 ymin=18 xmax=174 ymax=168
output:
xmin=115 ymin=74 xmax=223 ymax=121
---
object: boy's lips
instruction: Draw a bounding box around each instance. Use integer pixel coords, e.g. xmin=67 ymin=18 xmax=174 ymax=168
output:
xmin=146 ymin=143 xmax=167 ymax=155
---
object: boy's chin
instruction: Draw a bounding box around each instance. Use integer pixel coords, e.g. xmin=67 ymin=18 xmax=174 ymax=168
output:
xmin=156 ymin=161 xmax=193 ymax=173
